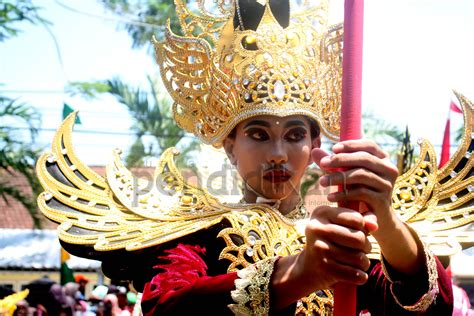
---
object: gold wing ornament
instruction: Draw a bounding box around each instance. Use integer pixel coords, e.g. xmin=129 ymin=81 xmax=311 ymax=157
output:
xmin=36 ymin=112 xmax=305 ymax=256
xmin=36 ymin=111 xmax=331 ymax=313
xmin=37 ymin=90 xmax=474 ymax=314
xmin=385 ymin=91 xmax=474 ymax=257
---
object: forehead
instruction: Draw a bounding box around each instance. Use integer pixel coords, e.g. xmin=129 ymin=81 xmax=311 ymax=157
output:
xmin=238 ymin=115 xmax=310 ymax=128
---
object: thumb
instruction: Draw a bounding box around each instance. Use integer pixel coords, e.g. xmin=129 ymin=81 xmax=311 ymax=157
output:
xmin=360 ymin=203 xmax=378 ymax=233
xmin=311 ymin=148 xmax=330 ymax=168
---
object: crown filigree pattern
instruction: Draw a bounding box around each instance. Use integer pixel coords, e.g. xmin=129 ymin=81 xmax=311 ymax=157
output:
xmin=153 ymin=0 xmax=342 ymax=146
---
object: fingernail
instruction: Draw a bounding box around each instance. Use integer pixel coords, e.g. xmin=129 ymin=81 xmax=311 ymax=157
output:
xmin=321 ymin=156 xmax=331 ymax=165
xmin=332 ymin=143 xmax=343 ymax=151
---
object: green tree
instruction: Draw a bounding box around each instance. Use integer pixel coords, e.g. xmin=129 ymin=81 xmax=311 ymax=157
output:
xmin=0 ymin=98 xmax=42 ymax=227
xmin=106 ymin=76 xmax=198 ymax=167
xmin=1 ymin=0 xmax=48 ymax=41
xmin=99 ymin=0 xmax=178 ymax=52
xmin=68 ymin=78 xmax=199 ymax=167
xmin=362 ymin=111 xmax=404 ymax=146
xmin=1 ymin=0 xmax=47 ymax=227
xmin=66 ymin=0 xmax=197 ymax=168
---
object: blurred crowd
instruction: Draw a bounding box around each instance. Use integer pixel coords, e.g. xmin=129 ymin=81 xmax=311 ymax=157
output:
xmin=0 ymin=275 xmax=140 ymax=316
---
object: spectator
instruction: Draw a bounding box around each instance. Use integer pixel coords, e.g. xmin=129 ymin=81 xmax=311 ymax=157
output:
xmin=74 ymin=275 xmax=89 ymax=300
xmin=103 ymin=294 xmax=122 ymax=316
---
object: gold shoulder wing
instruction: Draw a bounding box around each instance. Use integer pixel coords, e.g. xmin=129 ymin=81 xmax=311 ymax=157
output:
xmin=36 ymin=113 xmax=235 ymax=252
xmin=218 ymin=208 xmax=306 ymax=271
xmin=389 ymin=91 xmax=474 ymax=256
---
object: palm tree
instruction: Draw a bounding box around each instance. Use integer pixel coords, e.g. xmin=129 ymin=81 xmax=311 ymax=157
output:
xmin=99 ymin=0 xmax=178 ymax=52
xmin=0 ymin=0 xmax=48 ymax=42
xmin=104 ymin=76 xmax=199 ymax=167
xmin=0 ymin=97 xmax=42 ymax=227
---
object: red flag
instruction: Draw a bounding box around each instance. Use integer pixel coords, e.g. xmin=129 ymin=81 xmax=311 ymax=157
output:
xmin=439 ymin=118 xmax=451 ymax=168
xmin=450 ymin=101 xmax=462 ymax=114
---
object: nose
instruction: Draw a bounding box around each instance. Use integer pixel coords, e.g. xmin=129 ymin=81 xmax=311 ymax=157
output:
xmin=267 ymin=140 xmax=288 ymax=165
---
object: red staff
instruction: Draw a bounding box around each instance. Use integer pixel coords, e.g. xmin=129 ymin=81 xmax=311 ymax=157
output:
xmin=334 ymin=0 xmax=364 ymax=315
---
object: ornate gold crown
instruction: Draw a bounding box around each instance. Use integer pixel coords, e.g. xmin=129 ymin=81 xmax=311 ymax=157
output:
xmin=153 ymin=0 xmax=343 ymax=146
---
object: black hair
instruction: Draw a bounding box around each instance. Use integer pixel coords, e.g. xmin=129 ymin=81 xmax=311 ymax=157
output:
xmin=233 ymin=0 xmax=289 ymax=31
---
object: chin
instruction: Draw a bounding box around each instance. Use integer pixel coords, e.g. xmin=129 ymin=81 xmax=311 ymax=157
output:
xmin=260 ymin=183 xmax=294 ymax=200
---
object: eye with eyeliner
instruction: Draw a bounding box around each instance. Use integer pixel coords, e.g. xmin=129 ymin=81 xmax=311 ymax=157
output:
xmin=285 ymin=127 xmax=308 ymax=142
xmin=244 ymin=128 xmax=269 ymax=141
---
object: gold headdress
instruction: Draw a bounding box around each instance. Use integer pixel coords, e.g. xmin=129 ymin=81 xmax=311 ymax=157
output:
xmin=153 ymin=0 xmax=342 ymax=146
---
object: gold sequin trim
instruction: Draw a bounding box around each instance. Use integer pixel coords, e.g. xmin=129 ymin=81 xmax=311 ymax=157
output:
xmin=381 ymin=242 xmax=439 ymax=312
xmin=228 ymin=257 xmax=278 ymax=315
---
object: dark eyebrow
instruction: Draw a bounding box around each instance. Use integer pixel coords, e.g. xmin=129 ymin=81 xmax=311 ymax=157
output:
xmin=243 ymin=120 xmax=271 ymax=128
xmin=284 ymin=120 xmax=307 ymax=128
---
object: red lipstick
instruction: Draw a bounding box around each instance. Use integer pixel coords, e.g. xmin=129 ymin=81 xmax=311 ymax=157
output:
xmin=263 ymin=168 xmax=292 ymax=183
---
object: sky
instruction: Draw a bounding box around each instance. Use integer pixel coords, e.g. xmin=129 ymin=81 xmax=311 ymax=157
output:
xmin=1 ymin=0 xmax=474 ymax=166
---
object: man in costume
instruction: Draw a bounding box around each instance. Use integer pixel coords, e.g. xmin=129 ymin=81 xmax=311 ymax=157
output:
xmin=36 ymin=0 xmax=474 ymax=314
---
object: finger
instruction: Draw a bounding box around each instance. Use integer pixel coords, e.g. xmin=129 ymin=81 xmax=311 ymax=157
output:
xmin=306 ymin=207 xmax=372 ymax=253
xmin=321 ymin=223 xmax=372 ymax=253
xmin=310 ymin=241 xmax=369 ymax=286
xmin=327 ymin=262 xmax=369 ymax=286
xmin=329 ymin=208 xmax=366 ymax=231
xmin=311 ymin=148 xmax=330 ymax=168
xmin=327 ymin=187 xmax=390 ymax=218
xmin=362 ymin=210 xmax=379 ymax=232
xmin=319 ymin=152 xmax=399 ymax=181
xmin=314 ymin=239 xmax=371 ymax=272
xmin=319 ymin=168 xmax=394 ymax=193
xmin=308 ymin=205 xmax=365 ymax=227
xmin=332 ymin=140 xmax=389 ymax=159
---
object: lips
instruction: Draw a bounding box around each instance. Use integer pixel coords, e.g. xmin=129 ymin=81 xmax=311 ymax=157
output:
xmin=263 ymin=169 xmax=292 ymax=183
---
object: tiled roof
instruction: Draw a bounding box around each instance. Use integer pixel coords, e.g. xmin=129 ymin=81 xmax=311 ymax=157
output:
xmin=0 ymin=168 xmax=56 ymax=229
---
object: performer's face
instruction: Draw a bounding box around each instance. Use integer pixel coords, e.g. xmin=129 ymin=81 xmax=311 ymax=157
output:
xmin=223 ymin=115 xmax=320 ymax=200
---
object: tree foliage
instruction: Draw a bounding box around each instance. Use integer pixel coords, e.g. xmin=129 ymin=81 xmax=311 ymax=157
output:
xmin=0 ymin=0 xmax=48 ymax=41
xmin=67 ymin=77 xmax=199 ymax=167
xmin=0 ymin=97 xmax=42 ymax=227
xmin=1 ymin=0 xmax=47 ymax=227
xmin=66 ymin=81 xmax=111 ymax=101
xmin=99 ymin=0 xmax=178 ymax=52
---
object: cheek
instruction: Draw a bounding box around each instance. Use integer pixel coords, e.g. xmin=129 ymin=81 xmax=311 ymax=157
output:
xmin=289 ymin=144 xmax=312 ymax=171
xmin=233 ymin=143 xmax=265 ymax=175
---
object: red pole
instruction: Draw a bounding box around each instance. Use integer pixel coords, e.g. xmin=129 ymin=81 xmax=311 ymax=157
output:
xmin=334 ymin=0 xmax=364 ymax=315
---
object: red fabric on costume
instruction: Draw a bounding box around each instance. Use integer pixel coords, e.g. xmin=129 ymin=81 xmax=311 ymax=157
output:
xmin=141 ymin=244 xmax=238 ymax=315
xmin=357 ymin=256 xmax=453 ymax=315
xmin=141 ymin=243 xmax=453 ymax=315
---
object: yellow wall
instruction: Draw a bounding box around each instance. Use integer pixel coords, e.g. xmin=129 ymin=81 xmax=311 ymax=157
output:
xmin=0 ymin=271 xmax=105 ymax=297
